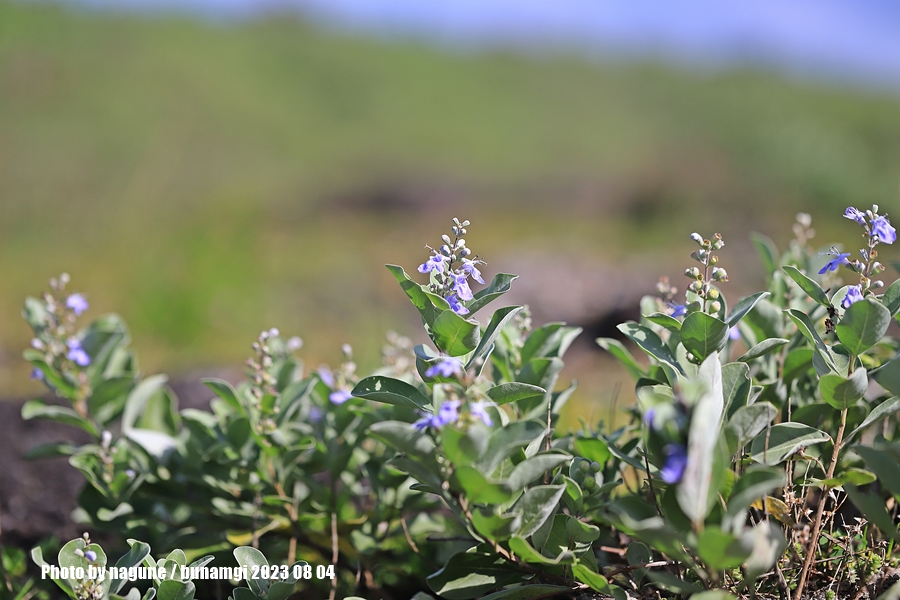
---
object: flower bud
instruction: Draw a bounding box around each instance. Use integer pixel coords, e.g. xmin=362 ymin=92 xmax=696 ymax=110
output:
xmin=74 ymin=549 xmax=85 ymax=557
xmin=690 ymin=232 xmax=703 ymax=245
xmin=684 ymin=267 xmax=701 ymax=279
xmin=710 ymin=301 xmax=722 ymax=313
xmin=873 ymin=280 xmax=885 ymax=289
xmin=583 ymin=476 xmax=596 ymax=490
xmin=688 ymin=280 xmax=702 ymax=292
xmin=460 ymin=248 xmax=472 ymax=257
xmin=709 ymin=255 xmax=719 ymax=265
xmin=456 ymin=238 xmax=466 ymax=248
xmin=84 ymin=550 xmax=97 ymax=562
xmin=590 ymin=461 xmax=601 ymax=473
xmin=688 ymin=301 xmax=702 ymax=312
xmin=708 ymin=288 xmax=720 ymax=300
xmin=440 ymin=245 xmax=451 ymax=256
xmin=872 ymin=262 xmax=884 ymax=274
xmin=462 ymin=220 xmax=470 ymax=227
xmin=441 ymin=234 xmax=452 ymax=245
xmin=712 ymin=267 xmax=728 ymax=281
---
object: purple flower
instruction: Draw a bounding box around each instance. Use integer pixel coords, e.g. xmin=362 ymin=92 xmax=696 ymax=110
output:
xmin=668 ymin=303 xmax=686 ymax=318
xmin=66 ymin=339 xmax=90 ymax=367
xmin=842 ymin=285 xmax=864 ymax=309
xmin=329 ymin=389 xmax=352 ymax=404
xmin=446 ymin=294 xmax=469 ymax=316
xmin=729 ymin=326 xmax=741 ymax=341
xmin=425 ymin=358 xmax=462 ymax=379
xmin=660 ymin=444 xmax=688 ymax=484
xmin=460 ymin=260 xmax=485 ymax=284
xmin=452 ymin=274 xmax=474 ymax=301
xmin=818 ymin=252 xmax=850 ymax=274
xmin=317 ymin=367 xmax=335 ymax=387
xmin=643 ymin=408 xmax=656 ymax=428
xmin=84 ymin=550 xmax=97 ymax=562
xmin=418 ymin=253 xmax=448 ymax=274
xmin=412 ymin=400 xmax=461 ymax=431
xmin=309 ymin=406 xmax=323 ymax=423
xmin=30 ymin=367 xmax=44 ymax=381
xmin=844 ymin=207 xmax=866 ymax=224
xmin=469 ymin=400 xmax=493 ymax=426
xmin=66 ymin=294 xmax=89 ymax=316
xmin=871 ymin=216 xmax=896 ymax=244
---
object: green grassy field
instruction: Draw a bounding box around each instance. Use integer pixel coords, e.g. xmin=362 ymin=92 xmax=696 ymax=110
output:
xmin=2 ymin=1 xmax=900 ymax=412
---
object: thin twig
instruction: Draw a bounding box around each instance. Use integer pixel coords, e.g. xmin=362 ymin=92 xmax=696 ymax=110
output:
xmin=328 ymin=511 xmax=338 ymax=600
xmin=794 ymin=406 xmax=848 ymax=600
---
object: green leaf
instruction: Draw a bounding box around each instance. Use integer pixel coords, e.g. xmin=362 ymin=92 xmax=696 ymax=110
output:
xmin=783 ymin=266 xmax=830 ymax=307
xmin=645 ymin=312 xmax=682 ymax=333
xmin=505 ymin=454 xmax=570 ymax=492
xmin=21 ymin=400 xmax=99 ymax=437
xmin=453 ymin=467 xmax=514 ymax=504
xmin=783 ymin=347 xmax=815 ymax=384
xmin=31 ymin=546 xmax=74 ymax=597
xmin=521 ymin=323 xmax=582 ymax=363
xmin=785 ymin=309 xmax=838 ymax=372
xmin=852 ymin=446 xmax=900 ymax=499
xmin=479 ymin=584 xmax=574 ymax=600
xmin=722 ymin=361 xmax=751 ymax=417
xmin=426 ymin=551 xmax=524 ymax=599
xmin=690 ymin=592 xmax=738 ymax=600
xmin=351 ymin=376 xmax=431 ymax=411
xmin=442 ymin=425 xmax=489 ymax=466
xmin=737 ymin=338 xmax=789 ymax=363
xmin=836 ymin=298 xmax=891 ymax=355
xmin=386 ymin=264 xmax=445 ymax=327
xmin=750 ymin=233 xmax=780 ymax=278
xmin=479 ymin=420 xmax=548 ymax=474
xmin=742 ymin=521 xmax=787 ymax=579
xmin=467 ymin=306 xmax=522 ymax=369
xmin=880 ymin=278 xmax=900 ymax=316
xmin=156 ymin=581 xmax=195 ymax=600
xmin=749 ymin=423 xmax=830 ymax=466
xmin=818 ymin=367 xmax=868 ymax=409
xmin=696 ymin=528 xmax=751 ymax=570
xmin=821 ymin=468 xmax=877 ymax=487
xmin=122 ymin=375 xmax=169 ymax=431
xmin=725 ymin=467 xmax=787 ymax=523
xmin=574 ymin=437 xmax=611 ymax=465
xmin=726 ymin=292 xmax=771 ymax=327
xmin=681 ymin=313 xmax=729 ymax=362
xmin=466 ymin=273 xmax=519 ymax=316
xmin=846 ymin=485 xmax=900 ymax=541
xmin=596 ymin=338 xmax=647 ymax=381
xmin=728 ymin=402 xmax=778 ymax=447
xmin=233 ymin=547 xmax=269 ymax=596
xmin=432 ymin=310 xmax=481 ymax=357
xmin=572 ymin=563 xmax=610 ymax=594
xmin=486 ymin=383 xmax=547 ymax=405
xmin=617 ymin=323 xmax=683 ymax=376
xmin=513 ymin=485 xmax=565 ymax=538
xmin=678 ymin=353 xmax=724 ymax=526
xmin=847 ymin=396 xmax=900 ymax=443
xmin=508 ymin=537 xmax=574 ymax=565
xmin=873 ymin=357 xmax=900 ymax=395
xmin=201 ymin=378 xmax=243 ymax=415
xmin=368 ymin=421 xmax=437 ymax=462
xmin=471 ymin=510 xmax=522 ymax=541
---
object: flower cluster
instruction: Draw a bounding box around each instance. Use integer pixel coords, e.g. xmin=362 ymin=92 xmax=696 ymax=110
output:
xmin=820 ymin=206 xmax=895 ymax=308
xmin=318 ymin=344 xmax=357 ymax=404
xmin=412 ymin=399 xmax=494 ymax=431
xmin=28 ymin=274 xmax=93 ymax=390
xmin=667 ymin=232 xmax=727 ymax=317
xmin=418 ymin=218 xmax=486 ymax=316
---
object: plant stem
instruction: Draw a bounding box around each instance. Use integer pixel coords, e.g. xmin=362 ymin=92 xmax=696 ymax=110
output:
xmin=794 ymin=406 xmax=848 ymax=600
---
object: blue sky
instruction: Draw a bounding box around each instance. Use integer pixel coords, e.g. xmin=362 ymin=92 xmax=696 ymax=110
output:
xmin=60 ymin=0 xmax=900 ymax=89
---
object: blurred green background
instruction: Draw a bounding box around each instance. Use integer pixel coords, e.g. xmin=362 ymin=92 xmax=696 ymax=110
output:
xmin=2 ymin=1 xmax=900 ymax=426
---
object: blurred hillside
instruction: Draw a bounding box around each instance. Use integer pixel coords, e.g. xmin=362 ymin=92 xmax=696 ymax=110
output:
xmin=2 ymin=1 xmax=900 ymax=415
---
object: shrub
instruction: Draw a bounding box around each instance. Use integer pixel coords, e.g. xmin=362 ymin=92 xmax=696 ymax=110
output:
xmin=17 ymin=212 xmax=900 ymax=600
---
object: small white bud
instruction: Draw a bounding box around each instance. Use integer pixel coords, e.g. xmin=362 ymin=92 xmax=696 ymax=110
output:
xmin=287 ymin=336 xmax=303 ymax=351
xmin=268 ymin=327 xmax=279 ymax=338
xmin=689 ymin=232 xmax=703 ymax=245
